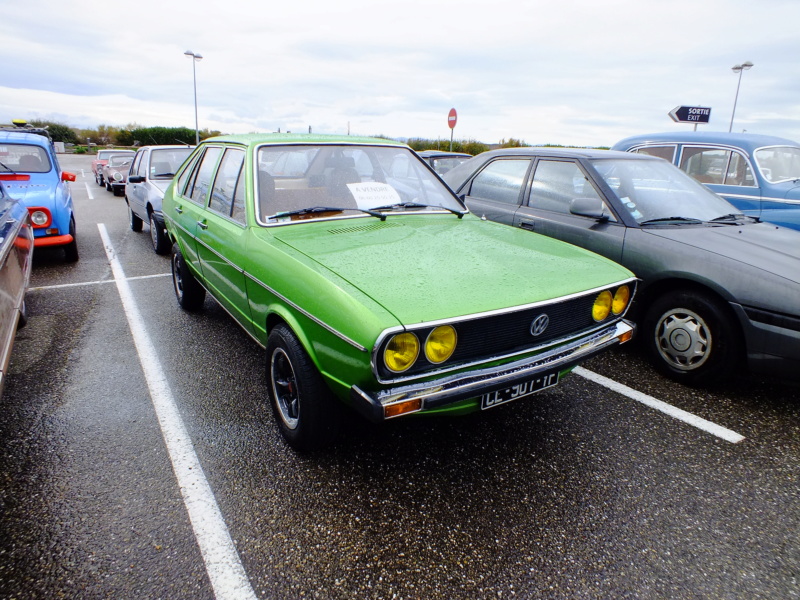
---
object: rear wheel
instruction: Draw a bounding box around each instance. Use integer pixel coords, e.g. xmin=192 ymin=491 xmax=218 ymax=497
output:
xmin=128 ymin=203 xmax=143 ymax=232
xmin=266 ymin=324 xmax=341 ymax=452
xmin=643 ymin=290 xmax=741 ymax=384
xmin=171 ymin=243 xmax=205 ymax=311
xmin=150 ymin=213 xmax=170 ymax=255
xmin=64 ymin=217 xmax=79 ymax=262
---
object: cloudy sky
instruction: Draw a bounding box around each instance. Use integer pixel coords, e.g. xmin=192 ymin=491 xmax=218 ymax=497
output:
xmin=3 ymin=0 xmax=800 ymax=147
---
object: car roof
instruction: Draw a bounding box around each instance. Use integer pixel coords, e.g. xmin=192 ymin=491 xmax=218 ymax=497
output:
xmin=201 ymin=132 xmax=408 ymax=147
xmin=137 ymin=145 xmax=193 ymax=151
xmin=0 ymin=130 xmax=51 ymax=148
xmin=417 ymin=150 xmax=471 ymax=158
xmin=613 ymin=131 xmax=800 ymax=153
xmin=474 ymin=146 xmax=646 ymax=160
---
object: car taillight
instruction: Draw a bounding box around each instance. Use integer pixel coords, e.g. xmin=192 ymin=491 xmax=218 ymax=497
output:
xmin=0 ymin=173 xmax=31 ymax=181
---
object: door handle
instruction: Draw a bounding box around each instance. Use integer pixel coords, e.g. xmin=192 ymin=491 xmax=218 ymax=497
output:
xmin=197 ymin=221 xmax=208 ymax=230
xmin=174 ymin=206 xmax=183 ymax=214
xmin=519 ymin=221 xmax=535 ymax=230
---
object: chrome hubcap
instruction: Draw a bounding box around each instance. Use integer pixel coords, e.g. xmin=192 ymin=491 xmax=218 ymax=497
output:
xmin=655 ymin=308 xmax=711 ymax=371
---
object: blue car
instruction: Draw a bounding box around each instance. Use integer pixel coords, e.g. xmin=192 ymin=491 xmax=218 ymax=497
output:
xmin=0 ymin=123 xmax=78 ymax=261
xmin=612 ymin=131 xmax=800 ymax=231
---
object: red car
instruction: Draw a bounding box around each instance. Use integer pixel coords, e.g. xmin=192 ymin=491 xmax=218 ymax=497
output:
xmin=92 ymin=149 xmax=135 ymax=186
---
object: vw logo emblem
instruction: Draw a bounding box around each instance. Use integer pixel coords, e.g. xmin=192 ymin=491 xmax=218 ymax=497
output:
xmin=530 ymin=314 xmax=550 ymax=337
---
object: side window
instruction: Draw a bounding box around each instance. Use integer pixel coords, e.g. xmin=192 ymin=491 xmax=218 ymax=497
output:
xmin=130 ymin=151 xmax=143 ymax=176
xmin=679 ymin=147 xmax=729 ymax=184
xmin=724 ymin=152 xmax=756 ymax=186
xmin=633 ymin=145 xmax=676 ymax=163
xmin=529 ymin=160 xmax=605 ymax=215
xmin=137 ymin=150 xmax=149 ymax=177
xmin=187 ymin=147 xmax=222 ymax=206
xmin=208 ymin=148 xmax=245 ymax=220
xmin=467 ymin=159 xmax=530 ymax=205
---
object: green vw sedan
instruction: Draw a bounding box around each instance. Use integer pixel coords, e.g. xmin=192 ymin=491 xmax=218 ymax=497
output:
xmin=162 ymin=134 xmax=637 ymax=451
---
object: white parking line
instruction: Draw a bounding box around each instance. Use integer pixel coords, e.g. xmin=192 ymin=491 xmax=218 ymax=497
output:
xmin=29 ymin=273 xmax=170 ymax=292
xmin=574 ymin=366 xmax=745 ymax=444
xmin=97 ymin=224 xmax=257 ymax=600
xmin=84 ymin=181 xmax=94 ymax=200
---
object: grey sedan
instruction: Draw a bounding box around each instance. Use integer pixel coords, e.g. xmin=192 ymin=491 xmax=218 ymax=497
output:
xmin=443 ymin=148 xmax=800 ymax=384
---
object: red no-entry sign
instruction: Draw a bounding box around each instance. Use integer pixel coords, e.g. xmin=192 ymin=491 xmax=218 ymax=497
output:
xmin=448 ymin=108 xmax=457 ymax=129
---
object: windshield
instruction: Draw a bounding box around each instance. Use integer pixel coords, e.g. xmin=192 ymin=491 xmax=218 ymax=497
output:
xmin=257 ymin=144 xmax=464 ymax=223
xmin=753 ymin=145 xmax=800 ymax=183
xmin=590 ymin=157 xmax=742 ymax=224
xmin=150 ymin=148 xmax=193 ymax=178
xmin=0 ymin=144 xmax=51 ymax=173
xmin=107 ymin=155 xmax=132 ymax=167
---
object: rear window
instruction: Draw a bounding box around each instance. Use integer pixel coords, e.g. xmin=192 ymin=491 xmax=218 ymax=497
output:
xmin=0 ymin=144 xmax=51 ymax=173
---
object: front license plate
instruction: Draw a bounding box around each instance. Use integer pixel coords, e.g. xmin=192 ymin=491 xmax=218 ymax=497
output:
xmin=480 ymin=370 xmax=560 ymax=410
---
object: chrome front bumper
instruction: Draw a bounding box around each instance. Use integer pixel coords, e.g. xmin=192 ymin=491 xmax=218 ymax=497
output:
xmin=350 ymin=319 xmax=634 ymax=422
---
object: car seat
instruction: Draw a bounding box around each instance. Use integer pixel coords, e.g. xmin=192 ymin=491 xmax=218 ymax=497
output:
xmin=18 ymin=154 xmax=44 ymax=172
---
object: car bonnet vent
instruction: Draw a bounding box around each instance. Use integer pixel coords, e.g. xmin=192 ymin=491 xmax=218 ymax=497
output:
xmin=328 ymin=221 xmax=404 ymax=235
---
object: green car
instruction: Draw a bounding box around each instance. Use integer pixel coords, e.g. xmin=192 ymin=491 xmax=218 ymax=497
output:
xmin=163 ymin=134 xmax=637 ymax=451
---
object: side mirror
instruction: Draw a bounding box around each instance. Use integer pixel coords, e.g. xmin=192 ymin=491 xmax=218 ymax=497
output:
xmin=62 ymin=171 xmax=76 ymax=182
xmin=570 ymin=197 xmax=609 ymax=221
xmin=128 ymin=175 xmax=146 ymax=184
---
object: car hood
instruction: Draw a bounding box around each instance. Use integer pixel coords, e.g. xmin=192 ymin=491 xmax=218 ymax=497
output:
xmin=269 ymin=215 xmax=634 ymax=324
xmin=2 ymin=180 xmax=56 ymax=209
xmin=150 ymin=179 xmax=172 ymax=194
xmin=643 ymin=222 xmax=800 ymax=284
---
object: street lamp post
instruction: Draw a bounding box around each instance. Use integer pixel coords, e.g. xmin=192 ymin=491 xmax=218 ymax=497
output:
xmin=184 ymin=50 xmax=203 ymax=144
xmin=729 ymin=61 xmax=753 ymax=133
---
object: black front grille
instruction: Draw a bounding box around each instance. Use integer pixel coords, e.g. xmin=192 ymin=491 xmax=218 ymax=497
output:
xmin=377 ymin=287 xmax=629 ymax=380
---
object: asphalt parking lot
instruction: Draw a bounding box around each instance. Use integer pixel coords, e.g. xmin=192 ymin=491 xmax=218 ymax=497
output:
xmin=1 ymin=153 xmax=798 ymax=599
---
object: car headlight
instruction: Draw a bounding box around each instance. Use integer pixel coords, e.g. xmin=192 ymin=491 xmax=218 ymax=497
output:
xmin=592 ymin=290 xmax=613 ymax=322
xmin=113 ymin=172 xmax=124 ymax=182
xmin=612 ymin=285 xmax=631 ymax=315
xmin=384 ymin=332 xmax=420 ymax=373
xmin=28 ymin=208 xmax=51 ymax=227
xmin=425 ymin=325 xmax=457 ymax=364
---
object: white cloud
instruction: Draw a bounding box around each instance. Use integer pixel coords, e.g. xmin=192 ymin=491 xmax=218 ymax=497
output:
xmin=3 ymin=0 xmax=800 ymax=146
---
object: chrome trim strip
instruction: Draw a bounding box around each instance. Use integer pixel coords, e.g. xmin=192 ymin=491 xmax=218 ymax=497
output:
xmin=352 ymin=320 xmax=634 ymax=421
xmin=243 ymin=271 xmax=368 ymax=352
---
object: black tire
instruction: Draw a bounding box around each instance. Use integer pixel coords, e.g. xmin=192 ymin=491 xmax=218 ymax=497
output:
xmin=266 ymin=323 xmax=341 ymax=452
xmin=113 ymin=186 xmax=124 ymax=197
xmin=150 ymin=213 xmax=170 ymax=255
xmin=17 ymin=301 xmax=28 ymax=330
xmin=106 ymin=181 xmax=112 ymax=192
xmin=64 ymin=217 xmax=79 ymax=262
xmin=171 ymin=243 xmax=205 ymax=311
xmin=643 ymin=290 xmax=741 ymax=384
xmin=128 ymin=203 xmax=143 ymax=232
xmin=96 ymin=171 xmax=104 ymax=186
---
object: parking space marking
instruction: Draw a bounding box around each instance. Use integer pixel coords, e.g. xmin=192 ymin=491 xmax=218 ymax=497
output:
xmin=97 ymin=224 xmax=257 ymax=600
xmin=29 ymin=273 xmax=170 ymax=292
xmin=574 ymin=367 xmax=745 ymax=444
xmin=84 ymin=182 xmax=94 ymax=200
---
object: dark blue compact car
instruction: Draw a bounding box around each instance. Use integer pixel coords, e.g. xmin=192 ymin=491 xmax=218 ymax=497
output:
xmin=612 ymin=131 xmax=800 ymax=231
xmin=0 ymin=123 xmax=78 ymax=261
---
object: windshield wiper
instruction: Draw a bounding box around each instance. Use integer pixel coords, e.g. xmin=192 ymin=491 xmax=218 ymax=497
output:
xmin=640 ymin=216 xmax=704 ymax=225
xmin=709 ymin=213 xmax=747 ymax=224
xmin=268 ymin=206 xmax=386 ymax=221
xmin=372 ymin=201 xmax=465 ymax=218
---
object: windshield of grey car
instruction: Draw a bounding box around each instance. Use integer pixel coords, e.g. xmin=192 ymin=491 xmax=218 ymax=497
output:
xmin=753 ymin=145 xmax=800 ymax=183
xmin=257 ymin=145 xmax=463 ymax=223
xmin=151 ymin=148 xmax=194 ymax=178
xmin=590 ymin=158 xmax=743 ymax=224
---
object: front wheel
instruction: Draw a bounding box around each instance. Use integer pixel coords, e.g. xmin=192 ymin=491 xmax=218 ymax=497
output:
xmin=128 ymin=204 xmax=143 ymax=232
xmin=150 ymin=213 xmax=170 ymax=255
xmin=266 ymin=324 xmax=341 ymax=452
xmin=171 ymin=243 xmax=205 ymax=311
xmin=643 ymin=290 xmax=741 ymax=385
xmin=64 ymin=217 xmax=79 ymax=262
xmin=96 ymin=171 xmax=104 ymax=186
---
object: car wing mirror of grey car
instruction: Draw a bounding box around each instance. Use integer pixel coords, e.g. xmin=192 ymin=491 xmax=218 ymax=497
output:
xmin=570 ymin=197 xmax=610 ymax=222
xmin=128 ymin=175 xmax=146 ymax=183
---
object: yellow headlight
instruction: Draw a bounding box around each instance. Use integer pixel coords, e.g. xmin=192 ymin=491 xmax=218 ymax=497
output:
xmin=384 ymin=332 xmax=419 ymax=372
xmin=592 ymin=290 xmax=613 ymax=322
xmin=612 ymin=285 xmax=631 ymax=315
xmin=425 ymin=325 xmax=457 ymax=364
